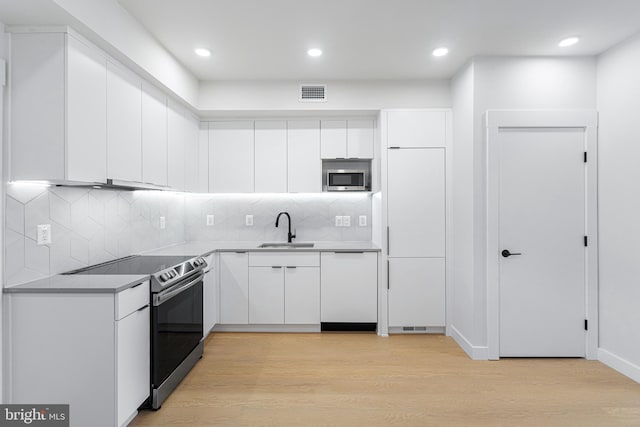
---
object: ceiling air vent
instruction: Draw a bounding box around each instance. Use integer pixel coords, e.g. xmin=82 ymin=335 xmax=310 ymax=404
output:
xmin=299 ymin=84 xmax=327 ymax=102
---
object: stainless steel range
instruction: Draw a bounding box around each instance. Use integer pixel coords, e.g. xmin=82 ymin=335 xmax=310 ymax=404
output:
xmin=66 ymin=255 xmax=207 ymax=409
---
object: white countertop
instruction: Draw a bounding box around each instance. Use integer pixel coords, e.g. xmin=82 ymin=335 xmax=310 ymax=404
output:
xmin=142 ymin=241 xmax=381 ymax=256
xmin=4 ymin=274 xmax=149 ymax=294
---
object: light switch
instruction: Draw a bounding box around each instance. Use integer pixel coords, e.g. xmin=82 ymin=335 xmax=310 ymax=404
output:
xmin=206 ymin=215 xmax=215 ymax=226
xmin=335 ymin=216 xmax=343 ymax=227
xmin=37 ymin=224 xmax=51 ymax=245
xmin=246 ymin=215 xmax=254 ymax=226
xmin=159 ymin=216 xmax=166 ymax=229
xmin=343 ymin=216 xmax=351 ymax=227
xmin=359 ymin=215 xmax=367 ymax=227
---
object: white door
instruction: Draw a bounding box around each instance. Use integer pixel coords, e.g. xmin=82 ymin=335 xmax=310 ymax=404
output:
xmin=498 ymin=127 xmax=586 ymax=357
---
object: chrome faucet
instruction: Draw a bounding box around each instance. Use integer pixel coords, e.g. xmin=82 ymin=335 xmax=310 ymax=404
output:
xmin=275 ymin=212 xmax=296 ymax=243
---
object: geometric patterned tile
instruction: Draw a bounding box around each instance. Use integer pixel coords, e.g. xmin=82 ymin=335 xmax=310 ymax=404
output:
xmin=6 ymin=196 xmax=25 ymax=234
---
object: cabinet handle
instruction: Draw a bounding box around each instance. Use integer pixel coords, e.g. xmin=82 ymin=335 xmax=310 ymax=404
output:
xmin=386 ymin=227 xmax=390 ymax=254
xmin=286 ymin=266 xmax=297 ymax=269
xmin=387 ymin=260 xmax=390 ymax=290
xmin=235 ymin=251 xmax=246 ymax=254
xmin=131 ymin=282 xmax=144 ymax=288
xmin=333 ymin=251 xmax=364 ymax=254
xmin=137 ymin=304 xmax=149 ymax=312
xmin=272 ymin=266 xmax=282 ymax=269
xmin=388 ymin=147 xmax=401 ymax=149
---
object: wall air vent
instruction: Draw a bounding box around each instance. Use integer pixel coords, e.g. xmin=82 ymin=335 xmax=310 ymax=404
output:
xmin=299 ymin=84 xmax=327 ymax=102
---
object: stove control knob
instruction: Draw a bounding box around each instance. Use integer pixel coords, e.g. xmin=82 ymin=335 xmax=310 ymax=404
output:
xmin=159 ymin=273 xmax=169 ymax=282
xmin=171 ymin=270 xmax=177 ymax=277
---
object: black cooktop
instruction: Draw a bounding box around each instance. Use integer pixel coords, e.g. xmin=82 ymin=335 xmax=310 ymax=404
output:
xmin=66 ymin=255 xmax=195 ymax=275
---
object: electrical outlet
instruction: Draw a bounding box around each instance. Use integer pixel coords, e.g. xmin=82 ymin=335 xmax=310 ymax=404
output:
xmin=246 ymin=215 xmax=254 ymax=226
xmin=159 ymin=216 xmax=166 ymax=229
xmin=335 ymin=216 xmax=343 ymax=227
xmin=359 ymin=215 xmax=367 ymax=227
xmin=343 ymin=216 xmax=351 ymax=227
xmin=37 ymin=224 xmax=51 ymax=245
xmin=206 ymin=215 xmax=215 ymax=226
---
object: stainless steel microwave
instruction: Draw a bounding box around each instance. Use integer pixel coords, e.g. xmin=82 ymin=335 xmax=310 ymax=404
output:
xmin=326 ymin=169 xmax=368 ymax=191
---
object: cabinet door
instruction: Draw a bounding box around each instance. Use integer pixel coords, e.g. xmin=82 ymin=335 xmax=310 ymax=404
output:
xmin=107 ymin=60 xmax=142 ymax=182
xmin=387 ymin=148 xmax=445 ymax=257
xmin=210 ymin=121 xmax=255 ymax=193
xmin=347 ymin=119 xmax=374 ymax=159
xmin=388 ymin=258 xmax=445 ymax=327
xmin=183 ymin=113 xmax=200 ymax=192
xmin=320 ymin=120 xmax=347 ymax=159
xmin=285 ymin=267 xmax=320 ymax=324
xmin=167 ymin=101 xmax=186 ymax=191
xmin=288 ymin=120 xmax=321 ymax=192
xmin=67 ymin=35 xmax=107 ymax=183
xmin=255 ymin=121 xmax=287 ymax=193
xmin=249 ymin=267 xmax=285 ymax=324
xmin=203 ymin=261 xmax=217 ymax=335
xmin=141 ymin=82 xmax=168 ymax=186
xmin=219 ymin=253 xmax=249 ymax=324
xmin=387 ymin=111 xmax=446 ymax=148
xmin=320 ymin=252 xmax=377 ymax=323
xmin=197 ymin=123 xmax=209 ymax=193
xmin=117 ymin=305 xmax=150 ymax=427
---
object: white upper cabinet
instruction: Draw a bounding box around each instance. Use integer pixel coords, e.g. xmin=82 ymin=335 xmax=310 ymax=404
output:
xmin=167 ymin=101 xmax=187 ymax=191
xmin=210 ymin=121 xmax=255 ymax=193
xmin=107 ymin=60 xmax=142 ymax=182
xmin=320 ymin=120 xmax=347 ymax=159
xmin=255 ymin=121 xmax=287 ymax=193
xmin=183 ymin=112 xmax=200 ymax=193
xmin=287 ymin=120 xmax=321 ymax=193
xmin=11 ymin=32 xmax=107 ymax=183
xmin=346 ymin=119 xmax=375 ymax=158
xmin=387 ymin=111 xmax=446 ymax=148
xmin=141 ymin=82 xmax=168 ymax=186
xmin=197 ymin=122 xmax=210 ymax=193
xmin=320 ymin=119 xmax=374 ymax=159
xmin=387 ymin=148 xmax=445 ymax=257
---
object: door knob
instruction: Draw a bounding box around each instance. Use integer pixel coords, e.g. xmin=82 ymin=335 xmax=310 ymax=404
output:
xmin=501 ymin=249 xmax=522 ymax=258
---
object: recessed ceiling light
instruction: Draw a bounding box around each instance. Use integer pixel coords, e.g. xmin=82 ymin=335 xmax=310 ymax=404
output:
xmin=307 ymin=48 xmax=323 ymax=57
xmin=195 ymin=48 xmax=211 ymax=57
xmin=432 ymin=47 xmax=449 ymax=57
xmin=558 ymin=37 xmax=579 ymax=47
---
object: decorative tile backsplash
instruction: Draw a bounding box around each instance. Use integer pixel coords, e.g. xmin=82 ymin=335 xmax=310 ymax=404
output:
xmin=5 ymin=184 xmax=185 ymax=286
xmin=184 ymin=193 xmax=372 ymax=242
xmin=4 ymin=186 xmax=372 ymax=286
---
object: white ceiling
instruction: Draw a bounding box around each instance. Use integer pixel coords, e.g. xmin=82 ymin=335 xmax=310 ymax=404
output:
xmin=116 ymin=0 xmax=640 ymax=81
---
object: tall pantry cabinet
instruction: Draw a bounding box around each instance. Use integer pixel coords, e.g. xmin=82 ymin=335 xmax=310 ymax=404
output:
xmin=382 ymin=110 xmax=450 ymax=332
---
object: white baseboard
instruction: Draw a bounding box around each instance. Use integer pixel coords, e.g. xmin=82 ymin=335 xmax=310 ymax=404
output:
xmin=598 ymin=348 xmax=640 ymax=384
xmin=450 ymin=325 xmax=489 ymax=360
xmin=213 ymin=324 xmax=321 ymax=333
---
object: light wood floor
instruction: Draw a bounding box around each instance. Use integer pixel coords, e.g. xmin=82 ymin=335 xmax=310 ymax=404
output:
xmin=131 ymin=333 xmax=640 ymax=427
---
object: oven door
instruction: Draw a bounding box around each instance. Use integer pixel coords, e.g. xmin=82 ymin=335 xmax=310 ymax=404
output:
xmin=151 ymin=272 xmax=204 ymax=388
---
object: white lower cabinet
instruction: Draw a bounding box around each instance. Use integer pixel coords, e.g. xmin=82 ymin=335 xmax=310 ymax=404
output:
xmin=284 ymin=266 xmax=320 ymax=324
xmin=219 ymin=252 xmax=249 ymax=324
xmin=203 ymin=253 xmax=218 ymax=334
xmin=320 ymin=252 xmax=378 ymax=323
xmin=243 ymin=252 xmax=320 ymax=325
xmin=6 ymin=281 xmax=150 ymax=427
xmin=249 ymin=267 xmax=285 ymax=323
xmin=388 ymin=258 xmax=445 ymax=327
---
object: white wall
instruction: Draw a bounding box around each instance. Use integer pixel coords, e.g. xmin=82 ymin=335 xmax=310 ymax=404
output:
xmin=451 ymin=56 xmax=597 ymax=358
xmin=51 ymin=0 xmax=199 ymax=106
xmin=0 ymin=19 xmax=8 ymax=404
xmin=596 ymin=34 xmax=640 ymax=382
xmin=199 ymin=79 xmax=451 ymax=112
xmin=450 ymin=61 xmax=478 ymax=353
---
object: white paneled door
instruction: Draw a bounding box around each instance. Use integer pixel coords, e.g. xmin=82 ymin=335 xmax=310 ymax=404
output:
xmin=498 ymin=127 xmax=586 ymax=357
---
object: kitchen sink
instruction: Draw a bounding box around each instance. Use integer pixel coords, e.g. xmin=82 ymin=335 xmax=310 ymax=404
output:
xmin=258 ymin=242 xmax=315 ymax=249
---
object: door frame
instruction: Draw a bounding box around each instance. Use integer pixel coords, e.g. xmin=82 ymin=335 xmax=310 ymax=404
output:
xmin=486 ymin=110 xmax=598 ymax=360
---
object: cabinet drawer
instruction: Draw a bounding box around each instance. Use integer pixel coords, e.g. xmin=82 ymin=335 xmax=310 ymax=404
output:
xmin=116 ymin=281 xmax=149 ymax=320
xmin=249 ymin=252 xmax=320 ymax=267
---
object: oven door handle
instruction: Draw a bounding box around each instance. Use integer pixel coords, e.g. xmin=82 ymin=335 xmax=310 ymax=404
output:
xmin=153 ymin=273 xmax=203 ymax=307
